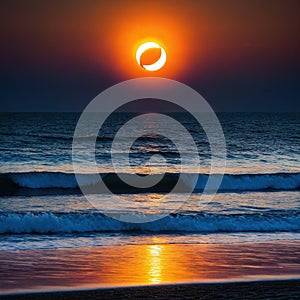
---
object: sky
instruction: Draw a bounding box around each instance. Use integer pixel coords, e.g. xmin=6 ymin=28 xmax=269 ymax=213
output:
xmin=0 ymin=0 xmax=299 ymax=112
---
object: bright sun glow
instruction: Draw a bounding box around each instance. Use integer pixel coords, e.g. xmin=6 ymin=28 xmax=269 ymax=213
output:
xmin=136 ymin=41 xmax=167 ymax=71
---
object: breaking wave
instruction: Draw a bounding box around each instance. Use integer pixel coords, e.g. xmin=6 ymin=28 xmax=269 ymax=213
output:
xmin=0 ymin=211 xmax=299 ymax=234
xmin=0 ymin=171 xmax=299 ymax=196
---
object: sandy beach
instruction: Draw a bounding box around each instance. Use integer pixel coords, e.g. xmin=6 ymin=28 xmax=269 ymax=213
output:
xmin=0 ymin=279 xmax=299 ymax=300
xmin=0 ymin=241 xmax=300 ymax=298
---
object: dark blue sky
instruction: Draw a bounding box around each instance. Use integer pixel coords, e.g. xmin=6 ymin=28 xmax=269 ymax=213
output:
xmin=1 ymin=0 xmax=299 ymax=112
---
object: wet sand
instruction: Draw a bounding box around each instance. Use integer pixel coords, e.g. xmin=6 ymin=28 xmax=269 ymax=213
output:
xmin=1 ymin=280 xmax=300 ymax=300
xmin=0 ymin=241 xmax=300 ymax=298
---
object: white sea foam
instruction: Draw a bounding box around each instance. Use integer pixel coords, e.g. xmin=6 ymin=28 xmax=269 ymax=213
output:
xmin=3 ymin=171 xmax=300 ymax=191
xmin=0 ymin=211 xmax=299 ymax=234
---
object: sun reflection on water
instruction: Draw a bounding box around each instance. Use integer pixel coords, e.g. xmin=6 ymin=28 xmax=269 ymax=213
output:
xmin=147 ymin=245 xmax=163 ymax=284
xmin=1 ymin=242 xmax=300 ymax=294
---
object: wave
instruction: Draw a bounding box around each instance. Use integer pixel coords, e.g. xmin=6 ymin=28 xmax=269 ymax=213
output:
xmin=0 ymin=211 xmax=299 ymax=234
xmin=0 ymin=171 xmax=299 ymax=196
xmin=0 ymin=132 xmax=174 ymax=143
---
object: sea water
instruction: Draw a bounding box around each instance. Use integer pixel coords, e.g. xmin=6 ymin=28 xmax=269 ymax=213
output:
xmin=0 ymin=112 xmax=299 ymax=250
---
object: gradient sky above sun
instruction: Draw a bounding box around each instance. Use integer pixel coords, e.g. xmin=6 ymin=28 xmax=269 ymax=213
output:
xmin=0 ymin=0 xmax=299 ymax=112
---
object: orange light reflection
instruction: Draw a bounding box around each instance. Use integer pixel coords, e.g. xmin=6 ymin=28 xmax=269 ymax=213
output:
xmin=1 ymin=242 xmax=300 ymax=294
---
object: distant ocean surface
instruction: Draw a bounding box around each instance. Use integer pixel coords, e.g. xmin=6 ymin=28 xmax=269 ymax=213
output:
xmin=0 ymin=112 xmax=299 ymax=250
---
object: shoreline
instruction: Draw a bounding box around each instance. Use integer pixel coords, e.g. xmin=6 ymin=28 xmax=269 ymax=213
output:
xmin=1 ymin=241 xmax=300 ymax=296
xmin=1 ymin=279 xmax=300 ymax=300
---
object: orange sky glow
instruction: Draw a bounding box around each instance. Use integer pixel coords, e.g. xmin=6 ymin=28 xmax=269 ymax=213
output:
xmin=1 ymin=0 xmax=298 ymax=83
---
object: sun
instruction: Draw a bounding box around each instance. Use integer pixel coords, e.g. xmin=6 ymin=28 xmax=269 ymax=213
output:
xmin=136 ymin=42 xmax=167 ymax=71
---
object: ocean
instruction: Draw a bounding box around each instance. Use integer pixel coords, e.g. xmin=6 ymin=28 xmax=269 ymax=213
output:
xmin=0 ymin=112 xmax=299 ymax=251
